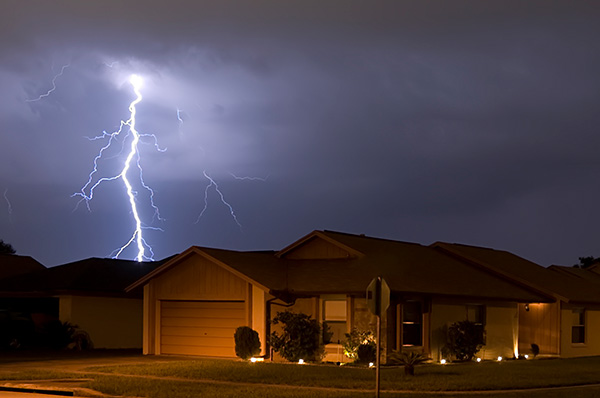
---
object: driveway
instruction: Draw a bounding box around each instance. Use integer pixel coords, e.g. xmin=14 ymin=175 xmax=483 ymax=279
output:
xmin=0 ymin=350 xmax=199 ymax=397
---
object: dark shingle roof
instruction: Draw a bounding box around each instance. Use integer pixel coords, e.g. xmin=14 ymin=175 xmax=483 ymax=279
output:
xmin=0 ymin=256 xmax=172 ymax=297
xmin=0 ymin=254 xmax=45 ymax=280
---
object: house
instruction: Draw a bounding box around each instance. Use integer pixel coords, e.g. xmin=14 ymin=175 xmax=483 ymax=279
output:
xmin=129 ymin=230 xmax=593 ymax=362
xmin=432 ymin=243 xmax=600 ymax=358
xmin=0 ymin=256 xmax=170 ymax=349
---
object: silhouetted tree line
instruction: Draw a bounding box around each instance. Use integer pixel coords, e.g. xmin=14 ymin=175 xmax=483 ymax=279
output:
xmin=573 ymin=256 xmax=600 ymax=269
xmin=0 ymin=240 xmax=15 ymax=255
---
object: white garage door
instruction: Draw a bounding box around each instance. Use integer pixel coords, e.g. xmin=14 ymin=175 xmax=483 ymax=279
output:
xmin=160 ymin=300 xmax=246 ymax=357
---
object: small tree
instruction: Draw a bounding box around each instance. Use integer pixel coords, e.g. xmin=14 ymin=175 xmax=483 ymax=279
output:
xmin=442 ymin=320 xmax=484 ymax=362
xmin=270 ymin=311 xmax=324 ymax=362
xmin=234 ymin=326 xmax=261 ymax=360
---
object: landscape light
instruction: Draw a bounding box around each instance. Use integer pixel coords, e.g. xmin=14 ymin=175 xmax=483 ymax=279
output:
xmin=298 ymin=359 xmax=305 ymax=364
xmin=524 ymin=354 xmax=529 ymax=359
xmin=476 ymin=357 xmax=482 ymax=363
xmin=250 ymin=357 xmax=264 ymax=363
xmin=368 ymin=362 xmax=374 ymax=368
xmin=440 ymin=359 xmax=447 ymax=364
xmin=497 ymin=356 xmax=503 ymax=362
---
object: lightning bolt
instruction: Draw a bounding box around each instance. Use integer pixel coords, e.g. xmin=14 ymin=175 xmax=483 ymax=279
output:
xmin=26 ymin=64 xmax=69 ymax=102
xmin=3 ymin=189 xmax=12 ymax=224
xmin=72 ymin=74 xmax=164 ymax=262
xmin=229 ymin=173 xmax=269 ymax=182
xmin=195 ymin=171 xmax=242 ymax=230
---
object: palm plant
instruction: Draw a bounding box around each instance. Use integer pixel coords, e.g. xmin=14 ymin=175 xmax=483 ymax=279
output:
xmin=388 ymin=350 xmax=431 ymax=376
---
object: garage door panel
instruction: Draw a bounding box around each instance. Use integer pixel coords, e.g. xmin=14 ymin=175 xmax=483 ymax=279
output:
xmin=160 ymin=300 xmax=245 ymax=357
xmin=161 ymin=317 xmax=244 ymax=328
xmin=162 ymin=326 xmax=237 ymax=338
xmin=162 ymin=301 xmax=245 ymax=310
xmin=161 ymin=344 xmax=236 ymax=357
xmin=161 ymin=335 xmax=234 ymax=347
xmin=161 ymin=307 xmax=245 ymax=319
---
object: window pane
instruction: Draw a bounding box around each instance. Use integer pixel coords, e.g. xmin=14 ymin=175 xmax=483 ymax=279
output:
xmin=403 ymin=324 xmax=422 ymax=346
xmin=325 ymin=300 xmax=347 ymax=321
xmin=403 ymin=301 xmax=422 ymax=324
xmin=572 ymin=326 xmax=585 ymax=344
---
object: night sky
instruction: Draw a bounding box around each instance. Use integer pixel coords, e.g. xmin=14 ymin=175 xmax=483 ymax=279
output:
xmin=1 ymin=1 xmax=599 ymax=267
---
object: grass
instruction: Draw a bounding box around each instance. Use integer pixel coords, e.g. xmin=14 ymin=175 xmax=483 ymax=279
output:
xmin=5 ymin=356 xmax=600 ymax=397
xmin=87 ymin=356 xmax=600 ymax=391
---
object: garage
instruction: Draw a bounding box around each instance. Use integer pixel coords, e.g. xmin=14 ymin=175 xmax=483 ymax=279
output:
xmin=160 ymin=300 xmax=246 ymax=357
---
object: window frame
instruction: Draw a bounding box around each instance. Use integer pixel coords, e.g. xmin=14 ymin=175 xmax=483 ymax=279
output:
xmin=571 ymin=308 xmax=586 ymax=345
xmin=401 ymin=300 xmax=423 ymax=347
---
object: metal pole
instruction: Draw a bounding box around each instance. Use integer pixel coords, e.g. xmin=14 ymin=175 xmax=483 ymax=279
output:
xmin=376 ymin=313 xmax=381 ymax=398
xmin=375 ymin=276 xmax=381 ymax=398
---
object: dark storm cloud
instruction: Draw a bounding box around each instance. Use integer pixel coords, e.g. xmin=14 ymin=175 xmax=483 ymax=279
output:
xmin=1 ymin=0 xmax=600 ymax=267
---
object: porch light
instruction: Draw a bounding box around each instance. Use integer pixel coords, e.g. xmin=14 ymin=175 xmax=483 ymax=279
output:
xmin=440 ymin=359 xmax=447 ymax=364
xmin=497 ymin=356 xmax=503 ymax=362
xmin=298 ymin=359 xmax=305 ymax=364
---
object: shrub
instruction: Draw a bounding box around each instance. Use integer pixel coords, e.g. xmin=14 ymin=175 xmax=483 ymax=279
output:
xmin=388 ymin=350 xmax=431 ymax=375
xmin=39 ymin=321 xmax=93 ymax=350
xmin=442 ymin=320 xmax=484 ymax=362
xmin=234 ymin=326 xmax=261 ymax=360
xmin=356 ymin=343 xmax=376 ymax=364
xmin=342 ymin=328 xmax=376 ymax=361
xmin=270 ymin=311 xmax=324 ymax=362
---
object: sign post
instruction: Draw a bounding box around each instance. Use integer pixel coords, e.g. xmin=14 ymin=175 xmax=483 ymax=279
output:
xmin=366 ymin=276 xmax=390 ymax=398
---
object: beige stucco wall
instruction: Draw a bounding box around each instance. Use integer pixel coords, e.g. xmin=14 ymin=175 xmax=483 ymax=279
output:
xmin=430 ymin=299 xmax=518 ymax=362
xmin=59 ymin=295 xmax=143 ymax=349
xmin=560 ymin=304 xmax=600 ymax=358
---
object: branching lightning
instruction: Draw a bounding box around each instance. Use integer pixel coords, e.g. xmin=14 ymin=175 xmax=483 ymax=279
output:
xmin=195 ymin=171 xmax=242 ymax=230
xmin=26 ymin=64 xmax=70 ymax=102
xmin=72 ymin=74 xmax=165 ymax=262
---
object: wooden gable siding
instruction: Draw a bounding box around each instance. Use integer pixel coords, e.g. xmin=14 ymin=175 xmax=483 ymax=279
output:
xmin=283 ymin=236 xmax=353 ymax=259
xmin=151 ymin=253 xmax=247 ymax=301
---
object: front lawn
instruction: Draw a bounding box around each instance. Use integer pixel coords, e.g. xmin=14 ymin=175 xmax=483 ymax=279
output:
xmin=87 ymin=356 xmax=600 ymax=392
xmin=5 ymin=356 xmax=600 ymax=398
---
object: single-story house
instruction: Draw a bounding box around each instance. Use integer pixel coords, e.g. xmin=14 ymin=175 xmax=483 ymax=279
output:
xmin=0 ymin=256 xmax=170 ymax=349
xmin=128 ymin=230 xmax=599 ymax=362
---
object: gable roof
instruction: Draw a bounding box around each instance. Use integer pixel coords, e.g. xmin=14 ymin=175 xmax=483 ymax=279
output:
xmin=129 ymin=230 xmax=554 ymax=303
xmin=126 ymin=246 xmax=282 ymax=292
xmin=0 ymin=257 xmax=170 ymax=298
xmin=0 ymin=254 xmax=45 ymax=280
xmin=433 ymin=243 xmax=600 ymax=304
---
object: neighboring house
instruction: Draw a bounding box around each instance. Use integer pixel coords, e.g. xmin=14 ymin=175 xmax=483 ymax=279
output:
xmin=129 ymin=230 xmax=588 ymax=362
xmin=0 ymin=256 xmax=170 ymax=349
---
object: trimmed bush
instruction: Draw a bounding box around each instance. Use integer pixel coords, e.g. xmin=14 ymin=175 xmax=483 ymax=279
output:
xmin=270 ymin=311 xmax=325 ymax=362
xmin=442 ymin=320 xmax=485 ymax=362
xmin=234 ymin=326 xmax=261 ymax=360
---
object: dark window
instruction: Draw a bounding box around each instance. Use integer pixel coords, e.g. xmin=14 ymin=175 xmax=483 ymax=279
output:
xmin=572 ymin=308 xmax=585 ymax=344
xmin=467 ymin=305 xmax=486 ymax=345
xmin=402 ymin=301 xmax=422 ymax=347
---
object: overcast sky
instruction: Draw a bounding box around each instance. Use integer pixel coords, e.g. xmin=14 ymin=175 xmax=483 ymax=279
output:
xmin=1 ymin=0 xmax=599 ymax=267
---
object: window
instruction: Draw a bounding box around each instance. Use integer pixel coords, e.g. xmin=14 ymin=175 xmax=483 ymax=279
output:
xmin=572 ymin=308 xmax=585 ymax=344
xmin=467 ymin=305 xmax=486 ymax=345
xmin=323 ymin=300 xmax=347 ymax=344
xmin=402 ymin=301 xmax=423 ymax=347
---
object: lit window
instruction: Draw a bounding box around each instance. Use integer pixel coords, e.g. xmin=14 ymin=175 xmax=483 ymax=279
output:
xmin=402 ymin=301 xmax=422 ymax=347
xmin=323 ymin=300 xmax=347 ymax=344
xmin=572 ymin=308 xmax=585 ymax=344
